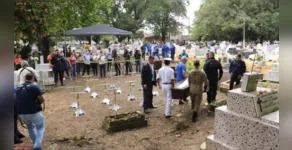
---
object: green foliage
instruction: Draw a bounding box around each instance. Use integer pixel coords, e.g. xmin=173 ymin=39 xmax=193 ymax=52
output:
xmin=264 ymin=81 xmax=270 ymax=88
xmin=191 ymin=0 xmax=279 ymax=42
xmin=144 ymin=0 xmax=189 ymax=41
xmin=14 ymin=0 xmax=114 ymax=45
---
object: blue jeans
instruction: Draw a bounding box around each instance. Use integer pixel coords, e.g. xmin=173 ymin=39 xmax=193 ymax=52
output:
xmin=71 ymin=64 xmax=76 ymax=77
xmin=19 ymin=112 xmax=45 ymax=149
xmin=99 ymin=64 xmax=106 ymax=78
xmin=135 ymin=61 xmax=141 ymax=73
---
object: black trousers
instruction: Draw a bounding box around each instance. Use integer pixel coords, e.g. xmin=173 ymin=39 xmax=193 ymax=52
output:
xmin=142 ymin=53 xmax=145 ymax=60
xmin=82 ymin=64 xmax=90 ymax=76
xmin=99 ymin=64 xmax=106 ymax=78
xmin=207 ymin=79 xmax=218 ymax=104
xmin=53 ymin=69 xmax=64 ymax=84
xmin=91 ymin=63 xmax=98 ymax=76
xmin=114 ymin=63 xmax=121 ymax=76
xmin=107 ymin=59 xmax=112 ymax=71
xmin=230 ymin=74 xmax=241 ymax=90
xmin=125 ymin=62 xmax=132 ymax=74
xmin=143 ymin=84 xmax=154 ymax=110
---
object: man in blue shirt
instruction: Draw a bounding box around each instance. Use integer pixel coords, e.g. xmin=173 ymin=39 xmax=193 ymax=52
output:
xmin=146 ymin=43 xmax=152 ymax=56
xmin=176 ymin=56 xmax=188 ymax=105
xmin=229 ymin=54 xmax=246 ymax=90
xmin=153 ymin=45 xmax=160 ymax=60
xmin=14 ymin=85 xmax=25 ymax=144
xmin=161 ymin=43 xmax=169 ymax=58
xmin=170 ymin=42 xmax=176 ymax=60
xmin=179 ymin=49 xmax=188 ymax=60
xmin=16 ymin=74 xmax=45 ymax=150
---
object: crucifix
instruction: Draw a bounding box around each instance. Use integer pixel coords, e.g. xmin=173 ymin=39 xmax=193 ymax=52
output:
xmin=70 ymin=92 xmax=86 ymax=116
xmin=257 ymin=98 xmax=263 ymax=112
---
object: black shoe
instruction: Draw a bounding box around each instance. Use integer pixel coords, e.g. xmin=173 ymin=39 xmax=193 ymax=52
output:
xmin=165 ymin=115 xmax=172 ymax=119
xmin=61 ymin=83 xmax=65 ymax=86
xmin=34 ymin=148 xmax=42 ymax=150
xmin=192 ymin=112 xmax=198 ymax=122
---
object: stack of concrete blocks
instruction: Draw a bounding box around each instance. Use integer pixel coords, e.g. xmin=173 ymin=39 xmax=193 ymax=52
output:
xmin=206 ymin=74 xmax=279 ymax=149
xmin=266 ymin=63 xmax=279 ymax=82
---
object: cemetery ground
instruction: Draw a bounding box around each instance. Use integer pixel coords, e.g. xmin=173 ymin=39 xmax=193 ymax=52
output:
xmin=15 ymin=74 xmax=230 ymax=150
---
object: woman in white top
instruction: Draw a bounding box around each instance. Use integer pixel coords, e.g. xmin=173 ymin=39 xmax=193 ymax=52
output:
xmin=98 ymin=50 xmax=106 ymax=78
xmin=16 ymin=60 xmax=39 ymax=85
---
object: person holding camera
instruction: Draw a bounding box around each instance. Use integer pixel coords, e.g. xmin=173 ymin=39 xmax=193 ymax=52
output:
xmin=15 ymin=73 xmax=45 ymax=150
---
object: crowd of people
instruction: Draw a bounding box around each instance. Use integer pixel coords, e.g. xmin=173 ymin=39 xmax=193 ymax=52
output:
xmin=141 ymin=51 xmax=246 ymax=122
xmin=13 ymin=40 xmax=247 ymax=149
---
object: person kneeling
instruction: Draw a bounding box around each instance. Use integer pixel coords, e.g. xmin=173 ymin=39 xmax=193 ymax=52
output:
xmin=188 ymin=61 xmax=209 ymax=122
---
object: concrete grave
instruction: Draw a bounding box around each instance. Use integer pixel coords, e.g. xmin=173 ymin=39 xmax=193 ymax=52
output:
xmin=241 ymin=72 xmax=263 ymax=92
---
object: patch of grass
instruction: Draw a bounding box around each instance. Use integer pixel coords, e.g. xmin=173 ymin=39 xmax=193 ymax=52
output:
xmin=175 ymin=122 xmax=189 ymax=131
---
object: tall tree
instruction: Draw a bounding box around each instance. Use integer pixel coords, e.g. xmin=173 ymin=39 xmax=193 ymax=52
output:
xmin=144 ymin=0 xmax=189 ymax=41
xmin=192 ymin=0 xmax=279 ymax=42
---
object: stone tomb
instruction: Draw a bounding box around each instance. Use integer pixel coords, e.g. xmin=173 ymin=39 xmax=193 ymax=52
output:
xmin=266 ymin=63 xmax=279 ymax=82
xmin=35 ymin=63 xmax=55 ymax=85
xmin=206 ymin=87 xmax=279 ymax=150
xmin=241 ymin=72 xmax=263 ymax=92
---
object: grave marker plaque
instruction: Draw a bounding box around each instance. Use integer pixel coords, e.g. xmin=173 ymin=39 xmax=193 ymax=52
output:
xmin=254 ymin=91 xmax=279 ymax=117
xmin=241 ymin=73 xmax=263 ymax=92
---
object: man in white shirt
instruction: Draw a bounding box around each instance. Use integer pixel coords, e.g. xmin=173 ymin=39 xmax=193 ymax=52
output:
xmin=16 ymin=60 xmax=39 ymax=85
xmin=98 ymin=50 xmax=107 ymax=78
xmin=156 ymin=58 xmax=175 ymax=118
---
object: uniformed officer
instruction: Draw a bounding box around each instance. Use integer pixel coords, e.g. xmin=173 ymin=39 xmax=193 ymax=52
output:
xmin=203 ymin=52 xmax=223 ymax=106
xmin=188 ymin=60 xmax=209 ymax=122
xmin=156 ymin=58 xmax=175 ymax=118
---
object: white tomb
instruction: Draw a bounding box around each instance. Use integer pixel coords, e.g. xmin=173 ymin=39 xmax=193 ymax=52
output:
xmin=35 ymin=62 xmax=54 ymax=85
xmin=266 ymin=63 xmax=279 ymax=82
xmin=206 ymin=73 xmax=279 ymax=149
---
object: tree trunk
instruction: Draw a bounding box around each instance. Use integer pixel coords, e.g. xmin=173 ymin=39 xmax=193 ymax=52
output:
xmin=161 ymin=32 xmax=166 ymax=42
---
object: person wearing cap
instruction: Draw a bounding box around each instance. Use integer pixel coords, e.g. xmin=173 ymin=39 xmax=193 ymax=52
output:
xmin=179 ymin=49 xmax=188 ymax=60
xmin=176 ymin=56 xmax=188 ymax=105
xmin=229 ymin=54 xmax=246 ymax=90
xmin=51 ymin=49 xmax=65 ymax=86
xmin=203 ymin=52 xmax=223 ymax=106
xmin=156 ymin=58 xmax=175 ymax=118
xmin=16 ymin=60 xmax=39 ymax=85
xmin=188 ymin=60 xmax=209 ymax=122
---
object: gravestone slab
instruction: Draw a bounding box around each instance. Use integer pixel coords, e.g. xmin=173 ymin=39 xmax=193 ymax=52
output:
xmin=266 ymin=71 xmax=279 ymax=82
xmin=241 ymin=73 xmax=263 ymax=92
xmin=254 ymin=91 xmax=279 ymax=117
xmin=271 ymin=63 xmax=279 ymax=72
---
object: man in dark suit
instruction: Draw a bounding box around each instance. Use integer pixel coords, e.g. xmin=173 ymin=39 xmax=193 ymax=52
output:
xmin=141 ymin=55 xmax=157 ymax=113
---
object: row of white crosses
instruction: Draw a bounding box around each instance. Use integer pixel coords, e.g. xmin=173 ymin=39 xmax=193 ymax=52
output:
xmin=66 ymin=70 xmax=159 ymax=117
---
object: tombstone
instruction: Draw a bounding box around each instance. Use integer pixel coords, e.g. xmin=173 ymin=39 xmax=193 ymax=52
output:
xmin=241 ymin=72 xmax=264 ymax=92
xmin=35 ymin=63 xmax=54 ymax=85
xmin=266 ymin=63 xmax=279 ymax=82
